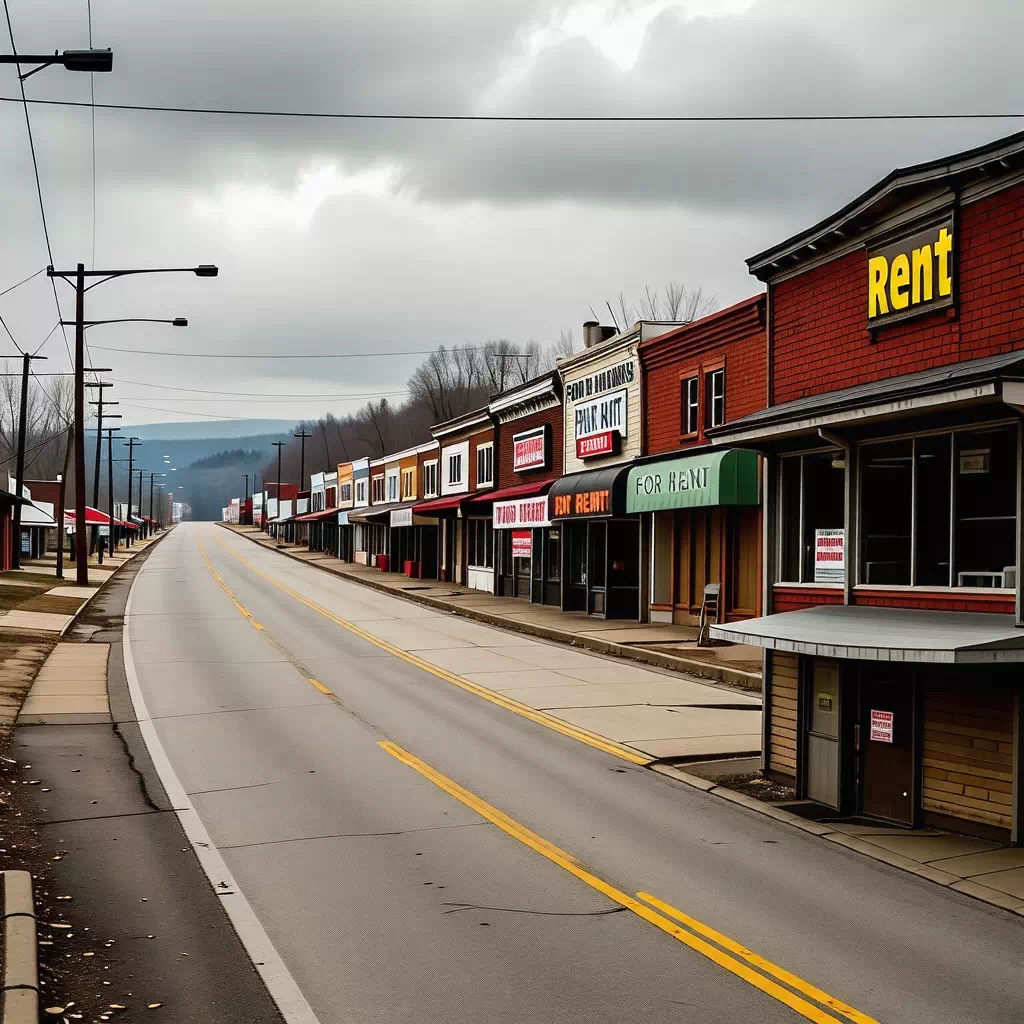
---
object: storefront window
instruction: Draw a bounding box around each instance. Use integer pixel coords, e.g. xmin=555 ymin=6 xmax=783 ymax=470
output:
xmin=779 ymin=450 xmax=845 ymax=583
xmin=467 ymin=518 xmax=493 ymax=568
xmin=954 ymin=427 xmax=1016 ymax=586
xmin=547 ymin=528 xmax=560 ymax=581
xmin=861 ymin=440 xmax=912 ymax=585
xmin=856 ymin=425 xmax=1017 ymax=589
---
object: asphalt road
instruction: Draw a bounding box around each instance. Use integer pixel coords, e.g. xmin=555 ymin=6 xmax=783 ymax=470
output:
xmin=125 ymin=523 xmax=1024 ymax=1024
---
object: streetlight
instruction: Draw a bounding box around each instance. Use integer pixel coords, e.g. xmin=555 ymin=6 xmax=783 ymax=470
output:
xmin=48 ymin=262 xmax=218 ymax=583
xmin=0 ymin=48 xmax=113 ymax=81
xmin=148 ymin=472 xmax=166 ymax=525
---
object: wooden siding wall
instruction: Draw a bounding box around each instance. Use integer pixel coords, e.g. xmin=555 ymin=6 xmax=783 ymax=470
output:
xmin=922 ymin=679 xmax=1014 ymax=830
xmin=769 ymin=652 xmax=799 ymax=779
xmin=496 ymin=405 xmax=563 ymax=490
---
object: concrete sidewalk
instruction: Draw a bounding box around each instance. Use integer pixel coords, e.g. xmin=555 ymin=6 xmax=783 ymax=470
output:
xmin=228 ymin=525 xmax=763 ymax=690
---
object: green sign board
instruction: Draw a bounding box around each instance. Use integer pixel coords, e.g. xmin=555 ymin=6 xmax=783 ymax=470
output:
xmin=626 ymin=449 xmax=759 ymax=513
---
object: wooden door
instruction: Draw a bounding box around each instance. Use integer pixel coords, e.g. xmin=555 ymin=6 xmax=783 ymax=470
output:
xmin=859 ymin=673 xmax=915 ymax=824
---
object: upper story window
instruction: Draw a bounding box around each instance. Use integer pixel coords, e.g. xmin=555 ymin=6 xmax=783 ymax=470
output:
xmin=387 ymin=472 xmax=399 ymax=503
xmin=355 ymin=478 xmax=367 ymax=504
xmin=371 ymin=475 xmax=385 ymax=503
xmin=401 ymin=468 xmax=415 ymax=500
xmin=706 ymin=368 xmax=725 ymax=428
xmin=312 ymin=492 xmax=324 ymax=512
xmin=476 ymin=443 xmax=494 ymax=487
xmin=423 ymin=460 xmax=438 ymax=497
xmin=448 ymin=452 xmax=463 ymax=486
xmin=681 ymin=376 xmax=699 ymax=435
xmin=340 ymin=482 xmax=352 ymax=503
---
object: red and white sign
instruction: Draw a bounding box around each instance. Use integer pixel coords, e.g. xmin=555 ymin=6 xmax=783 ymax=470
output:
xmin=577 ymin=431 xmax=615 ymax=459
xmin=511 ymin=530 xmax=532 ymax=558
xmin=869 ymin=709 xmax=894 ymax=744
xmin=512 ymin=426 xmax=547 ymax=472
xmin=494 ymin=496 xmax=550 ymax=529
xmin=814 ymin=528 xmax=845 ymax=583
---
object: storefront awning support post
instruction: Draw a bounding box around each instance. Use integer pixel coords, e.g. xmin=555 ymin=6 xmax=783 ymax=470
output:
xmin=818 ymin=429 xmax=853 ymax=605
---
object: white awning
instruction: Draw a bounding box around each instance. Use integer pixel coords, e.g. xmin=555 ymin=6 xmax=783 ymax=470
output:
xmin=711 ymin=604 xmax=1024 ymax=663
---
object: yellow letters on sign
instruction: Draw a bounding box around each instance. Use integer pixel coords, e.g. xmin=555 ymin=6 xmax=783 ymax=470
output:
xmin=866 ymin=220 xmax=954 ymax=324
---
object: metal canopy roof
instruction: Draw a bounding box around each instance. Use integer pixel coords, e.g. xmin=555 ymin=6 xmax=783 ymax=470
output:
xmin=711 ymin=350 xmax=1024 ymax=444
xmin=711 ymin=605 xmax=1024 ymax=664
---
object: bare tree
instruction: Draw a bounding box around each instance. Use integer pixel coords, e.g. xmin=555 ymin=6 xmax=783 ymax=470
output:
xmin=598 ymin=281 xmax=719 ymax=331
xmin=356 ymin=398 xmax=397 ymax=459
xmin=551 ymin=328 xmax=576 ymax=361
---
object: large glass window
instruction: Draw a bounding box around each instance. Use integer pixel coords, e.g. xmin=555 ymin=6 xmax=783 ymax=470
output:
xmin=954 ymin=428 xmax=1016 ymax=586
xmin=547 ymin=527 xmax=560 ymax=582
xmin=779 ymin=450 xmax=845 ymax=582
xmin=467 ymin=518 xmax=493 ymax=568
xmin=860 ymin=440 xmax=912 ymax=585
xmin=855 ymin=425 xmax=1017 ymax=589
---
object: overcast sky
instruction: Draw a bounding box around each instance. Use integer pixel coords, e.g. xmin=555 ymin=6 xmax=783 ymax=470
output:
xmin=1 ymin=0 xmax=1021 ymax=427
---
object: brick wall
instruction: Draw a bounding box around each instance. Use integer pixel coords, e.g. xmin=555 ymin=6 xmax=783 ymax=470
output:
xmin=771 ymin=181 xmax=1024 ymax=405
xmin=496 ymin=405 xmax=563 ymax=489
xmin=642 ymin=295 xmax=766 ymax=455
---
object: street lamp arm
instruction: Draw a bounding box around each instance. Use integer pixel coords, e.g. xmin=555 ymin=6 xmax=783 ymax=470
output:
xmin=0 ymin=49 xmax=112 ymax=79
xmin=48 ymin=265 xmax=218 ymax=293
xmin=61 ymin=318 xmax=188 ymax=329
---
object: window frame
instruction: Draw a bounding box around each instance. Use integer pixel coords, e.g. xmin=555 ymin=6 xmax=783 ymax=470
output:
xmin=386 ymin=469 xmax=399 ymax=503
xmin=680 ymin=372 xmax=700 ymax=437
xmin=355 ymin=478 xmax=367 ymax=505
xmin=340 ymin=482 xmax=352 ymax=504
xmin=401 ymin=468 xmax=415 ymax=500
xmin=448 ymin=452 xmax=463 ymax=486
xmin=422 ymin=459 xmax=439 ymax=498
xmin=475 ymin=442 xmax=494 ymax=488
xmin=706 ymin=366 xmax=725 ymax=429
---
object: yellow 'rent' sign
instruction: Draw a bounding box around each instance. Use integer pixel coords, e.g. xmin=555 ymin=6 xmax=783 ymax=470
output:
xmin=867 ymin=219 xmax=954 ymax=326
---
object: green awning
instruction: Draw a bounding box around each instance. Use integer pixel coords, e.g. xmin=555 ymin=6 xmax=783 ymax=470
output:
xmin=626 ymin=449 xmax=759 ymax=513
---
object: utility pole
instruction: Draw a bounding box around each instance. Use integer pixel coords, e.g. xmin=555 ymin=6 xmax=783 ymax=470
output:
xmin=47 ymin=260 xmax=217 ymax=585
xmin=56 ymin=422 xmax=72 ymax=579
xmin=294 ymin=429 xmax=312 ymax=493
xmin=271 ymin=441 xmax=286 ymax=545
xmin=88 ymin=389 xmax=117 ymax=554
xmin=123 ymin=437 xmax=141 ymax=547
xmin=137 ymin=467 xmax=144 ymax=535
xmin=107 ymin=427 xmax=119 ymax=551
xmin=11 ymin=351 xmax=47 ymax=569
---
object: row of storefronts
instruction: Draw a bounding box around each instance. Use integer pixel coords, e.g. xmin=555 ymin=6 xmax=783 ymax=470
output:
xmin=255 ymin=306 xmax=767 ymax=627
xmin=242 ymin=129 xmax=1024 ymax=841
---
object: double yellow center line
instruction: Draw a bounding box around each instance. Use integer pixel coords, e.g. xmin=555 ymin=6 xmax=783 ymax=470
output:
xmin=200 ymin=528 xmax=879 ymax=1023
xmin=206 ymin=528 xmax=650 ymax=765
xmin=380 ymin=740 xmax=878 ymax=1024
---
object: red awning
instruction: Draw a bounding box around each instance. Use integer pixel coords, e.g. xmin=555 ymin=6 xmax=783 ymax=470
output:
xmin=468 ymin=480 xmax=551 ymax=504
xmin=413 ymin=494 xmax=464 ymax=515
xmin=294 ymin=506 xmax=340 ymax=522
xmin=64 ymin=506 xmax=111 ymax=525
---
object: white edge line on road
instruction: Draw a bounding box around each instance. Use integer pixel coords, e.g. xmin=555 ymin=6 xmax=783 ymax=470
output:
xmin=122 ymin=537 xmax=323 ymax=1024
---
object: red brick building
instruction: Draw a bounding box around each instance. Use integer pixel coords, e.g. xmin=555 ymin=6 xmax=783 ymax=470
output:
xmin=637 ymin=296 xmax=766 ymax=624
xmin=712 ymin=132 xmax=1024 ymax=841
xmin=485 ymin=371 xmax=564 ymax=603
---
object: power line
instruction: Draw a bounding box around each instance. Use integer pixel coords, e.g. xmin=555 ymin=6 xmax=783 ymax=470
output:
xmin=90 ymin=345 xmax=516 ymax=359
xmin=1 ymin=3 xmax=74 ymax=371
xmin=30 ymin=321 xmax=61 ymax=357
xmin=0 ymin=94 xmax=1021 ymax=122
xmin=110 ymin=376 xmax=408 ymax=399
xmin=0 ymin=267 xmax=44 ymax=300
xmin=116 ymin=393 xmax=408 ymax=404
xmin=115 ymin=400 xmax=267 ymax=420
xmin=0 ymin=312 xmax=23 ymax=354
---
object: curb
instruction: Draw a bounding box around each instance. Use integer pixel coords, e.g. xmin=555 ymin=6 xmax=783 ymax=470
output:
xmin=2 ymin=870 xmax=38 ymax=1024
xmin=648 ymin=765 xmax=1024 ymax=920
xmin=57 ymin=531 xmax=169 ymax=640
xmin=223 ymin=526 xmax=761 ymax=693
